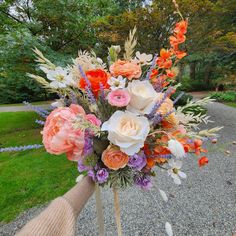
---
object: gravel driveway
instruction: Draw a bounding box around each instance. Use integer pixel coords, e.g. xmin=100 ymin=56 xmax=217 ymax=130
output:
xmin=1 ymin=102 xmax=236 ymax=236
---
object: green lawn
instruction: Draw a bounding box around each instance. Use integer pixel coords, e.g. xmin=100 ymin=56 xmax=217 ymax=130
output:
xmin=0 ymin=112 xmax=77 ymax=223
xmin=225 ymin=102 xmax=236 ymax=108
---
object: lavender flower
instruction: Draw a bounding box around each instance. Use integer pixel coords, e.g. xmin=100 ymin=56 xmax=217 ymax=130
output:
xmin=99 ymin=82 xmax=106 ymax=101
xmin=128 ymin=151 xmax=147 ymax=171
xmin=35 ymin=119 xmax=45 ymax=125
xmin=0 ymin=144 xmax=43 ymax=153
xmin=153 ymin=109 xmax=174 ymax=125
xmin=85 ymin=86 xmax=96 ymax=104
xmin=23 ymin=101 xmax=49 ymax=118
xmin=78 ymin=64 xmax=91 ymax=87
xmin=173 ymin=91 xmax=184 ymax=105
xmin=148 ymin=87 xmax=174 ymax=119
xmin=134 ymin=174 xmax=153 ymax=190
xmin=96 ymin=168 xmax=109 ymax=184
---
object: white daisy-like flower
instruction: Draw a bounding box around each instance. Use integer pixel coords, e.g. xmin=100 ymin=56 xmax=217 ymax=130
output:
xmin=167 ymin=159 xmax=187 ymax=185
xmin=133 ymin=51 xmax=153 ymax=65
xmin=168 ymin=139 xmax=186 ymax=159
xmin=46 ymin=66 xmax=75 ymax=88
xmin=108 ymin=76 xmax=126 ymax=90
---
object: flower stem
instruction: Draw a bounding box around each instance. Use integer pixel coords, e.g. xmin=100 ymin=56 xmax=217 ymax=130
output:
xmin=113 ymin=188 xmax=122 ymax=236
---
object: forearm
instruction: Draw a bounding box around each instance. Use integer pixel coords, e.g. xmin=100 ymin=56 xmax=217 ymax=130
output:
xmin=63 ymin=176 xmax=95 ymax=216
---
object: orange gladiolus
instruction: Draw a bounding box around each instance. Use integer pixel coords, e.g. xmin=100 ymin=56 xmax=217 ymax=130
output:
xmin=166 ymin=69 xmax=176 ymax=78
xmin=198 ymin=156 xmax=209 ymax=167
xmin=175 ymin=50 xmax=187 ymax=59
xmin=174 ymin=20 xmax=188 ymax=35
xmin=160 ymin=49 xmax=171 ymax=59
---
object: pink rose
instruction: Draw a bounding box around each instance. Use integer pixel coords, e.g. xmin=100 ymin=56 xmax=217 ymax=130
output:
xmin=86 ymin=114 xmax=102 ymax=127
xmin=107 ymin=89 xmax=130 ymax=107
xmin=110 ymin=60 xmax=142 ymax=80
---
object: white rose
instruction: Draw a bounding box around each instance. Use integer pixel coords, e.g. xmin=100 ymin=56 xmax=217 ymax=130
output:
xmin=127 ymin=80 xmax=158 ymax=115
xmin=101 ymin=111 xmax=150 ymax=155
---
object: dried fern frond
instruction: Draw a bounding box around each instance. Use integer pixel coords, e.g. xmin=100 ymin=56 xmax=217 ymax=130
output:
xmin=124 ymin=27 xmax=137 ymax=60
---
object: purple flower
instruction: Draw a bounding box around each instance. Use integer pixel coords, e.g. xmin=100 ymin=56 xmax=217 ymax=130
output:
xmin=96 ymin=168 xmax=109 ymax=184
xmin=134 ymin=174 xmax=153 ymax=190
xmin=128 ymin=151 xmax=147 ymax=171
xmin=83 ymin=134 xmax=93 ymax=157
xmin=88 ymin=170 xmax=96 ymax=181
xmin=78 ymin=160 xmax=91 ymax=172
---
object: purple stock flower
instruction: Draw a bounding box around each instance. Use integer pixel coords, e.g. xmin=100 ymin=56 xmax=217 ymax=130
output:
xmin=128 ymin=151 xmax=147 ymax=171
xmin=96 ymin=168 xmax=109 ymax=184
xmin=78 ymin=160 xmax=91 ymax=172
xmin=88 ymin=170 xmax=96 ymax=181
xmin=134 ymin=174 xmax=153 ymax=190
xmin=83 ymin=134 xmax=93 ymax=157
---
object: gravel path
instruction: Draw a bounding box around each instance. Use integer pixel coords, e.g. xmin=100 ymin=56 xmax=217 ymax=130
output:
xmin=1 ymin=102 xmax=236 ymax=236
xmin=0 ymin=105 xmax=50 ymax=112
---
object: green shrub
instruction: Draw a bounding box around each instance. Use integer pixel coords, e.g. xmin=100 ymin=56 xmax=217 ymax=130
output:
xmin=210 ymin=91 xmax=236 ymax=102
xmin=180 ymin=76 xmax=213 ymax=92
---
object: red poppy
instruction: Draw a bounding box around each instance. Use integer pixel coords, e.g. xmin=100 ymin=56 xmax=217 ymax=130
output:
xmin=79 ymin=69 xmax=110 ymax=97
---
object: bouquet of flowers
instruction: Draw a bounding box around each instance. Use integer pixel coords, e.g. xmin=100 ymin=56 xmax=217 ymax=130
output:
xmin=1 ymin=5 xmax=222 ymax=235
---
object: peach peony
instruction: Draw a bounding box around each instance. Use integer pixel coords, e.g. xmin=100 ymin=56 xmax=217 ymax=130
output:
xmin=110 ymin=60 xmax=142 ymax=80
xmin=42 ymin=104 xmax=101 ymax=161
xmin=102 ymin=146 xmax=129 ymax=170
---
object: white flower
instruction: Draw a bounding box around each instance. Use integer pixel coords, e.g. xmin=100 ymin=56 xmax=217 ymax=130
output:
xmin=101 ymin=111 xmax=150 ymax=155
xmin=167 ymin=159 xmax=187 ymax=185
xmin=108 ymin=76 xmax=126 ymax=90
xmin=133 ymin=51 xmax=153 ymax=65
xmin=46 ymin=66 xmax=75 ymax=88
xmin=127 ymin=80 xmax=158 ymax=115
xmin=165 ymin=222 xmax=173 ymax=236
xmin=168 ymin=139 xmax=186 ymax=158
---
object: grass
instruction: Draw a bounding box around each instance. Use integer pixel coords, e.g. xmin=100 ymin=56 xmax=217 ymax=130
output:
xmin=0 ymin=112 xmax=77 ymax=223
xmin=224 ymin=102 xmax=236 ymax=108
xmin=0 ymin=101 xmax=51 ymax=107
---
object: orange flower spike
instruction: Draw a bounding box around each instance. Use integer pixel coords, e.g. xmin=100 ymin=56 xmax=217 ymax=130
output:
xmin=198 ymin=156 xmax=209 ymax=167
xmin=174 ymin=20 xmax=188 ymax=35
xmin=160 ymin=49 xmax=171 ymax=60
xmin=151 ymin=69 xmax=159 ymax=79
xmin=166 ymin=69 xmax=176 ymax=78
xmin=175 ymin=50 xmax=187 ymax=59
xmin=194 ymin=139 xmax=203 ymax=148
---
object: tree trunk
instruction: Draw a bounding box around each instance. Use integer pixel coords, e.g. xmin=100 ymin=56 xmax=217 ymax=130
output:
xmin=178 ymin=63 xmax=185 ymax=82
xmin=204 ymin=63 xmax=212 ymax=87
xmin=190 ymin=62 xmax=196 ymax=80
